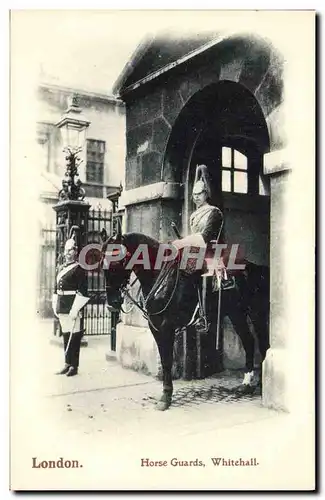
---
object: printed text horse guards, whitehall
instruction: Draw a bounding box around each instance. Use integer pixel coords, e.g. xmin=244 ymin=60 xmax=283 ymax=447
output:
xmin=99 ymin=228 xmax=270 ymax=411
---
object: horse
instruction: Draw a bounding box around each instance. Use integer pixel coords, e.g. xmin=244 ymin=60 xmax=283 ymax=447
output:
xmin=99 ymin=229 xmax=270 ymax=411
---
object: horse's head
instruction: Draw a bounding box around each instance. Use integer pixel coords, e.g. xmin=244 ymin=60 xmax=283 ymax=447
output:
xmin=100 ymin=226 xmax=161 ymax=312
xmin=100 ymin=230 xmax=131 ymax=312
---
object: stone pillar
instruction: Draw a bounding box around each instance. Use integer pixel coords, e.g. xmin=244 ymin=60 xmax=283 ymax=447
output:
xmin=116 ymin=182 xmax=183 ymax=377
xmin=262 ymin=149 xmax=306 ymax=412
xmin=262 ymin=170 xmax=290 ymax=410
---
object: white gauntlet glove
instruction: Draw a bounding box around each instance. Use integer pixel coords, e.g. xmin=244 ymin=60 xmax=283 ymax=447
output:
xmin=172 ymin=233 xmax=206 ymax=249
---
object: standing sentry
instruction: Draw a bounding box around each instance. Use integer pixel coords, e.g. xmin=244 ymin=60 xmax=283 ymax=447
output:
xmin=52 ymin=227 xmax=89 ymax=376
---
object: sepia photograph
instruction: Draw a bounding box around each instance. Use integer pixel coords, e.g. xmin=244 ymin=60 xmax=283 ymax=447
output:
xmin=10 ymin=9 xmax=315 ymax=491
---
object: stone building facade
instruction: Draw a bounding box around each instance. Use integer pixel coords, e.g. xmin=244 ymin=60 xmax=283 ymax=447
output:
xmin=111 ymin=28 xmax=313 ymax=412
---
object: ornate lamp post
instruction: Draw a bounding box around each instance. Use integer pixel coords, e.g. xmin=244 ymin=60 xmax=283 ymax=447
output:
xmin=53 ymin=94 xmax=91 ymax=265
xmin=52 ymin=95 xmax=91 ymax=337
xmin=56 ymin=95 xmax=90 ymax=203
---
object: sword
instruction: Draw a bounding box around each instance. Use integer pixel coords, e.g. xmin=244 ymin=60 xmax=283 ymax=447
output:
xmin=64 ymin=317 xmax=78 ymax=356
xmin=216 ymin=282 xmax=222 ymax=350
xmin=171 ymin=221 xmax=181 ymax=239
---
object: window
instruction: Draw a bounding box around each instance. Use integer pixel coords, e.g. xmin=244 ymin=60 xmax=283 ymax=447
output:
xmin=221 ymin=147 xmax=248 ymax=194
xmin=86 ymin=139 xmax=105 ymax=184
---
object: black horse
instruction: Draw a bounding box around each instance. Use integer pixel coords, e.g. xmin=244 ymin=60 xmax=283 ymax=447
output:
xmin=100 ymin=230 xmax=269 ymax=411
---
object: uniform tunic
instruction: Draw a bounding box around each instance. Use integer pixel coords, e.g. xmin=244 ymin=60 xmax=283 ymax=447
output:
xmin=53 ymin=261 xmax=88 ymax=334
xmin=190 ymin=204 xmax=223 ymax=246
xmin=54 ymin=262 xmax=87 ymax=313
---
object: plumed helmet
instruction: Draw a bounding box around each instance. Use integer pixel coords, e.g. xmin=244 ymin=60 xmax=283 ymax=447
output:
xmin=64 ymin=225 xmax=79 ymax=253
xmin=64 ymin=238 xmax=77 ymax=252
xmin=192 ymin=165 xmax=212 ymax=200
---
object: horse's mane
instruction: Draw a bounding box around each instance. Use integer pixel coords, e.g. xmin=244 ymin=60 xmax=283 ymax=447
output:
xmin=102 ymin=232 xmax=160 ymax=252
xmin=122 ymin=232 xmax=160 ymax=250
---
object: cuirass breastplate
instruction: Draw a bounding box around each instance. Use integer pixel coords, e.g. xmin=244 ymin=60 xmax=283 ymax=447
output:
xmin=190 ymin=205 xmax=215 ymax=234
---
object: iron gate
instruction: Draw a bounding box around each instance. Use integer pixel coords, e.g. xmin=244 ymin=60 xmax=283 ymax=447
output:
xmin=85 ymin=208 xmax=113 ymax=339
xmin=85 ymin=209 xmax=121 ymax=350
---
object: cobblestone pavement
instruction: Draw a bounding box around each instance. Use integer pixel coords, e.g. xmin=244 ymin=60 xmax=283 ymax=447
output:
xmin=33 ymin=320 xmax=272 ymax=442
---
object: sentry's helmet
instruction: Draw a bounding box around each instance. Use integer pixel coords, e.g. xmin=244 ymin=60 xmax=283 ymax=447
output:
xmin=192 ymin=165 xmax=212 ymax=200
xmin=64 ymin=225 xmax=79 ymax=253
xmin=64 ymin=237 xmax=78 ymax=253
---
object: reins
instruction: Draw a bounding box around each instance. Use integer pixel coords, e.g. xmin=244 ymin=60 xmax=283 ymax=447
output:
xmin=120 ymin=257 xmax=181 ymax=332
xmin=119 ymin=275 xmax=142 ymax=314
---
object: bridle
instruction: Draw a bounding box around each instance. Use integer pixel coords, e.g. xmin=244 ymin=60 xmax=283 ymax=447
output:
xmin=119 ymin=275 xmax=143 ymax=315
xmin=104 ymin=247 xmax=181 ymax=332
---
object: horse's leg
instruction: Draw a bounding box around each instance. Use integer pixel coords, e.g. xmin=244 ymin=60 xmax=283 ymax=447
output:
xmin=228 ymin=307 xmax=255 ymax=387
xmin=151 ymin=324 xmax=175 ymax=411
xmin=249 ymin=308 xmax=270 ymax=387
xmin=250 ymin=309 xmax=270 ymax=362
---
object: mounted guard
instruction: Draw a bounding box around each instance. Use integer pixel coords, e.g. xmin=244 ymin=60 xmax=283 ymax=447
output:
xmin=172 ymin=164 xmax=225 ymax=333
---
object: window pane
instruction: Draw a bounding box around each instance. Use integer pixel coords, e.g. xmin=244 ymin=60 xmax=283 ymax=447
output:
xmin=234 ymin=171 xmax=247 ymax=193
xmin=86 ymin=139 xmax=105 ymax=184
xmin=259 ymin=176 xmax=268 ymax=196
xmin=222 ymin=170 xmax=231 ymax=192
xmin=222 ymin=147 xmax=232 ymax=168
xmin=97 ymin=166 xmax=104 ymax=183
xmin=86 ymin=170 xmax=94 ymax=182
xmin=234 ymin=150 xmax=247 ymax=170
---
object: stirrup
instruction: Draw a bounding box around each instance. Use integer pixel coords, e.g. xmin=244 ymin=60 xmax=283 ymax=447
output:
xmin=193 ymin=316 xmax=210 ymax=334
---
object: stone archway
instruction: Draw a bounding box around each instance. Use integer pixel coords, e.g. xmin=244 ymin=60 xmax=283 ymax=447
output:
xmin=162 ymin=80 xmax=271 ymax=233
xmin=162 ymin=80 xmax=271 ymax=375
xmin=161 ymin=34 xmax=284 ymax=187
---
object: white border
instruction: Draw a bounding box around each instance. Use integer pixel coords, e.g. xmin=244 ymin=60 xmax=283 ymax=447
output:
xmin=4 ymin=3 xmax=322 ymax=497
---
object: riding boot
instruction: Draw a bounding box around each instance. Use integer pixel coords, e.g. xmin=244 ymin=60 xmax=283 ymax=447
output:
xmin=194 ymin=277 xmax=210 ymax=334
xmin=63 ymin=332 xmax=73 ymax=365
xmin=66 ymin=366 xmax=78 ymax=377
xmin=56 ymin=364 xmax=70 ymax=375
xmin=66 ymin=331 xmax=82 ymax=376
xmin=56 ymin=333 xmax=72 ymax=374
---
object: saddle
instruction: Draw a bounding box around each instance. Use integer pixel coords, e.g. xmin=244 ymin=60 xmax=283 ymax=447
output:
xmin=145 ymin=251 xmax=236 ymax=327
xmin=180 ymin=247 xmax=236 ymax=292
xmin=145 ymin=258 xmax=180 ymax=314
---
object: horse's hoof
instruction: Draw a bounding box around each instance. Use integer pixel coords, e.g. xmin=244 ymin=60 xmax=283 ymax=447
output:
xmin=156 ymin=394 xmax=172 ymax=411
xmin=236 ymin=384 xmax=255 ymax=395
xmin=156 ymin=400 xmax=171 ymax=411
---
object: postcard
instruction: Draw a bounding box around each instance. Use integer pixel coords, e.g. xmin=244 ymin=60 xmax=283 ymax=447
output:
xmin=10 ymin=9 xmax=315 ymax=491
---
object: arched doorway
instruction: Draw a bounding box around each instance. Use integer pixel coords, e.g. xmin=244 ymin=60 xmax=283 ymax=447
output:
xmin=165 ymin=80 xmax=270 ymax=374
